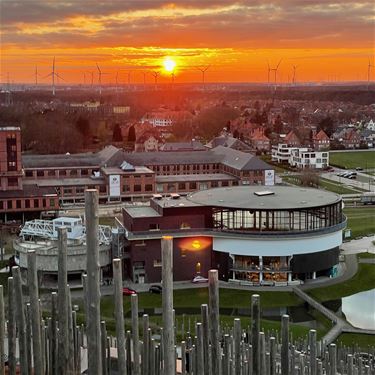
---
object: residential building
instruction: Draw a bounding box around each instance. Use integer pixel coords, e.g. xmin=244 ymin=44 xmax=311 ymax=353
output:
xmin=313 ymin=130 xmax=330 ymax=150
xmin=289 ymin=149 xmax=329 ymax=169
xmin=272 ymin=143 xmax=329 ymax=169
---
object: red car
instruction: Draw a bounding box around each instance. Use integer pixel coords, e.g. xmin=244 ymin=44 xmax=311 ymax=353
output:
xmin=122 ymin=287 xmax=137 ymax=296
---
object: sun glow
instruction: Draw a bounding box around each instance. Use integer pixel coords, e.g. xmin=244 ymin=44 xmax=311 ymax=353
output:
xmin=163 ymin=57 xmax=176 ymax=72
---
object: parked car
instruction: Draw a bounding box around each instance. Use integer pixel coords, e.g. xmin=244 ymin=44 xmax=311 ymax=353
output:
xmin=192 ymin=275 xmax=209 ymax=283
xmin=355 ymin=167 xmax=363 ymax=171
xmin=149 ymin=285 xmax=162 ymax=294
xmin=348 ymin=175 xmax=357 ymax=179
xmin=122 ymin=287 xmax=137 ymax=296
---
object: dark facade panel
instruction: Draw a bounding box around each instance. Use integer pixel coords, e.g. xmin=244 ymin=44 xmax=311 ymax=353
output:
xmin=291 ymin=247 xmax=339 ymax=273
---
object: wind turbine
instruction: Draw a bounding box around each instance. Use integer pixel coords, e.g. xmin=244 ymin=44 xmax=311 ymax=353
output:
xmin=141 ymin=71 xmax=147 ymax=89
xmin=292 ymin=65 xmax=298 ymax=86
xmin=87 ymin=71 xmax=94 ymax=87
xmin=197 ymin=65 xmax=210 ymax=87
xmin=34 ymin=65 xmax=42 ymax=86
xmin=267 ymin=61 xmax=271 ymax=86
xmin=367 ymin=58 xmax=374 ymax=90
xmin=96 ymin=63 xmax=109 ymax=95
xmin=150 ymin=71 xmax=160 ymax=89
xmin=115 ymin=70 xmax=120 ymax=92
xmin=44 ymin=57 xmax=64 ymax=96
xmin=269 ymin=59 xmax=282 ymax=90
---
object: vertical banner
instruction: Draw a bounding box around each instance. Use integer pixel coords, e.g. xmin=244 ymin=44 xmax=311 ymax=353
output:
xmin=109 ymin=175 xmax=121 ymax=197
xmin=264 ymin=170 xmax=275 ymax=186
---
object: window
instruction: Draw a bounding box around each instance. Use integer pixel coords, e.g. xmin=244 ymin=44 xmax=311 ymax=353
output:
xmin=99 ymin=186 xmax=106 ymax=193
xmin=64 ymin=188 xmax=72 ymax=195
xmin=149 ymin=223 xmax=160 ymax=231
xmin=16 ymin=200 xmax=21 ymax=209
xmin=59 ymin=170 xmax=67 ymax=176
xmin=34 ymin=199 xmax=39 ymax=208
xmin=81 ymin=169 xmax=88 ymax=175
xmin=167 ymin=183 xmax=175 ymax=192
xmin=8 ymin=177 xmax=18 ymax=187
xmin=180 ymin=222 xmax=191 ymax=229
xmin=76 ymin=187 xmax=84 ymax=195
xmin=7 ymin=200 xmax=12 ymax=209
xmin=156 ymin=184 xmax=163 ymax=193
xmin=211 ymin=181 xmax=219 ymax=188
xmin=178 ymin=182 xmax=186 ymax=190
xmin=25 ymin=170 xmax=33 ymax=177
xmin=134 ymin=185 xmax=142 ymax=192
xmin=70 ymin=169 xmax=77 ymax=176
xmin=189 ymin=182 xmax=197 ymax=190
xmin=145 ymin=184 xmax=153 ymax=192
xmin=37 ymin=170 xmax=44 ymax=177
xmin=221 ymin=180 xmax=229 ymax=187
xmin=48 ymin=170 xmax=56 ymax=176
xmin=123 ymin=185 xmax=130 ymax=193
xmin=135 ymin=241 xmax=146 ymax=247
xmin=0 ymin=201 xmax=3 ymax=210
xmin=8 ymin=161 xmax=17 ymax=171
xmin=153 ymin=259 xmax=162 ymax=268
xmin=25 ymin=200 xmax=30 ymax=208
xmin=50 ymin=199 xmax=55 ymax=207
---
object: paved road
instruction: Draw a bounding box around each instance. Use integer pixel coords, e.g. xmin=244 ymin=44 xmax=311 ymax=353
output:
xmin=321 ymin=171 xmax=375 ymax=192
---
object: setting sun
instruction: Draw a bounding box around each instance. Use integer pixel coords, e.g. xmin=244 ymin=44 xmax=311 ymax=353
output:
xmin=163 ymin=57 xmax=176 ymax=73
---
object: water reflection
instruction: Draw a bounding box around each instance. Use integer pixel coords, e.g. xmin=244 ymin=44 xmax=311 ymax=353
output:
xmin=342 ymin=289 xmax=375 ymax=330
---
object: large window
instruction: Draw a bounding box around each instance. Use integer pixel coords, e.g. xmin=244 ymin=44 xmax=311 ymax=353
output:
xmin=212 ymin=202 xmax=343 ymax=232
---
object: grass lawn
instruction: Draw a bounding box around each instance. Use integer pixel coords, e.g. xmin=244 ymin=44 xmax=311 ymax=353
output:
xmin=319 ymin=178 xmax=361 ymax=194
xmin=99 ymin=217 xmax=117 ymax=226
xmin=357 ymin=252 xmax=375 ymax=259
xmin=343 ymin=207 xmax=375 ymax=239
xmin=0 ymin=260 xmax=9 ymax=292
xmin=336 ymin=333 xmax=375 ymax=349
xmin=309 ymin=263 xmax=375 ymax=303
xmin=283 ymin=175 xmax=360 ymax=194
xmin=329 ymin=151 xmax=375 ymax=170
xmin=97 ymin=288 xmax=301 ymax=320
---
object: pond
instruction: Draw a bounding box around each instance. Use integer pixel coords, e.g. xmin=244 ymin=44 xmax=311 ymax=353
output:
xmin=342 ymin=289 xmax=375 ymax=330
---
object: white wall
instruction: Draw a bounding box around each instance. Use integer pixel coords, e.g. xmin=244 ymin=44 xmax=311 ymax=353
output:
xmin=213 ymin=230 xmax=342 ymax=257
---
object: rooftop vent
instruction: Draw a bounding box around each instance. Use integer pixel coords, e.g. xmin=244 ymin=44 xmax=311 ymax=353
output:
xmin=254 ymin=191 xmax=275 ymax=197
xmin=120 ymin=161 xmax=136 ymax=171
xmin=153 ymin=194 xmax=163 ymax=200
xmin=170 ymin=193 xmax=180 ymax=200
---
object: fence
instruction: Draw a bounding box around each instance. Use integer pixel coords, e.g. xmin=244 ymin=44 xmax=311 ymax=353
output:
xmin=0 ymin=189 xmax=374 ymax=374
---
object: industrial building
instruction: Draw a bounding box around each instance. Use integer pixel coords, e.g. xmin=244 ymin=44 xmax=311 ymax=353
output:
xmin=0 ymin=126 xmax=274 ymax=222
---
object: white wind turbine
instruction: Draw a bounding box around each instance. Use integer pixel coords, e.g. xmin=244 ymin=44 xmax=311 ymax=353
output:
xmin=44 ymin=57 xmax=64 ymax=96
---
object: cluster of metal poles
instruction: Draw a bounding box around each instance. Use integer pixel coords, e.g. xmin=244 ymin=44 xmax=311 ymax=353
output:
xmin=0 ymin=190 xmax=374 ymax=374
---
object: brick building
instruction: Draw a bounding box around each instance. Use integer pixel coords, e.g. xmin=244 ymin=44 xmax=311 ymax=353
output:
xmin=0 ymin=126 xmax=274 ymax=222
xmin=0 ymin=127 xmax=58 ymax=223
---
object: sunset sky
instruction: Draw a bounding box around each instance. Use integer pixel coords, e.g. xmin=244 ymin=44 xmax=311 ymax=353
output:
xmin=1 ymin=0 xmax=374 ymax=84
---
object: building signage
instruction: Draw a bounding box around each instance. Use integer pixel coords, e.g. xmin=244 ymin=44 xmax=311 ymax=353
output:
xmin=264 ymin=170 xmax=275 ymax=186
xmin=109 ymin=175 xmax=121 ymax=197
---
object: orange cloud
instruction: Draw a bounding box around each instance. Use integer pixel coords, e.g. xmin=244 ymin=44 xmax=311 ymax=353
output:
xmin=0 ymin=1 xmax=374 ymax=83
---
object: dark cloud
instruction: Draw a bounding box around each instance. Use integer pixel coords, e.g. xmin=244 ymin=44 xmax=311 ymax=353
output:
xmin=1 ymin=1 xmax=373 ymax=49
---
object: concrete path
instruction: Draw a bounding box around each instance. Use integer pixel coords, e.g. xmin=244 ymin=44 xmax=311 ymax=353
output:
xmin=341 ymin=236 xmax=375 ymax=255
xmin=293 ymin=287 xmax=375 ymax=346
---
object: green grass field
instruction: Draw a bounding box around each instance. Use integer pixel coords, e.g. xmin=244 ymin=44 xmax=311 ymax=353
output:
xmin=283 ymin=175 xmax=361 ymax=194
xmin=336 ymin=333 xmax=375 ymax=350
xmin=309 ymin=263 xmax=375 ymax=303
xmin=344 ymin=207 xmax=375 ymax=239
xmin=329 ymin=151 xmax=375 ymax=170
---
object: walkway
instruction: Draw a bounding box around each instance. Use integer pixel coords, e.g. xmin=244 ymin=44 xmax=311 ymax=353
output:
xmin=293 ymin=287 xmax=375 ymax=346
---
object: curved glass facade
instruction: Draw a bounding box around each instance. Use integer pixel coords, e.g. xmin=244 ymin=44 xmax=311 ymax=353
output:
xmin=212 ymin=201 xmax=343 ymax=232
